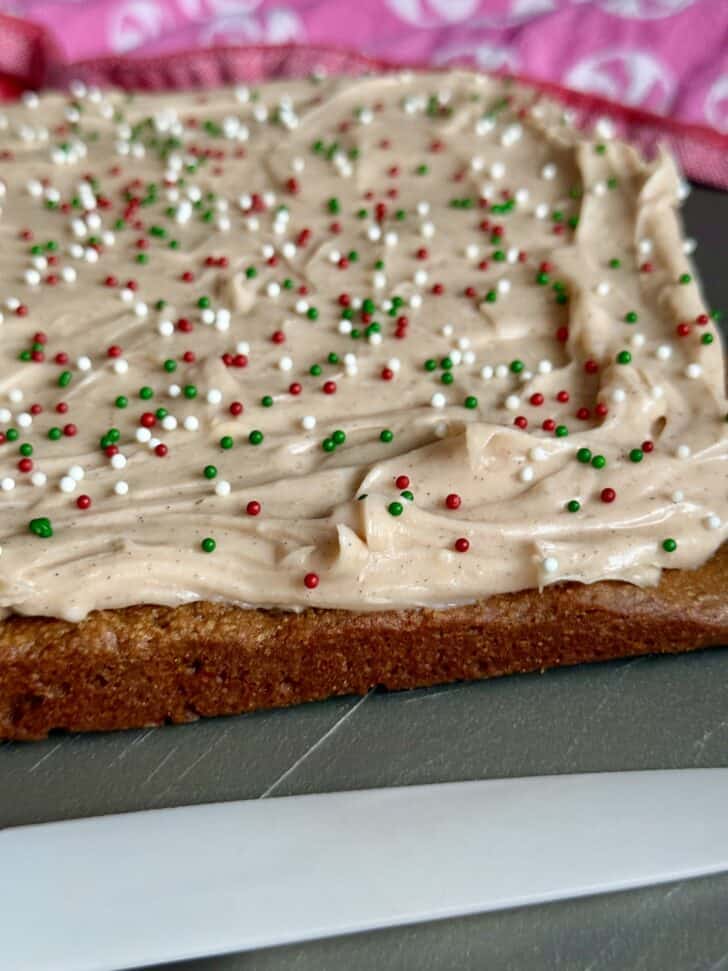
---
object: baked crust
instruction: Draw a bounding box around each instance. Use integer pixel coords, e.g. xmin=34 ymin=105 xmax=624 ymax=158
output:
xmin=1 ymin=543 xmax=726 ymax=740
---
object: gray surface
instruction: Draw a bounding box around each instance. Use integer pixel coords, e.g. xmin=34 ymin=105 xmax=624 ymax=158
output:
xmin=1 ymin=185 xmax=727 ymax=971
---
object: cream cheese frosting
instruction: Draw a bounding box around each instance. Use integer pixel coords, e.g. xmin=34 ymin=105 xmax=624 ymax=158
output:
xmin=0 ymin=72 xmax=725 ymax=621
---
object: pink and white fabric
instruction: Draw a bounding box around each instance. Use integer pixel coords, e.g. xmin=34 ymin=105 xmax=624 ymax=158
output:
xmin=1 ymin=0 xmax=726 ymax=131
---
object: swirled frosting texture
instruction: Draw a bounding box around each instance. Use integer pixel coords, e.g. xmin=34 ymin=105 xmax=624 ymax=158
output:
xmin=0 ymin=73 xmax=725 ymax=621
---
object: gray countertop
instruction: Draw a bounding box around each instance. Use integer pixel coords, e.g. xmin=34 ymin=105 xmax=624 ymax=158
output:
xmin=1 ymin=185 xmax=727 ymax=971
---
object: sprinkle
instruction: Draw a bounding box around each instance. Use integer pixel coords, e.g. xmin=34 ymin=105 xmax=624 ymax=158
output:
xmin=662 ymin=538 xmax=677 ymax=552
xmin=29 ymin=516 xmax=53 ymax=538
xmin=303 ymin=572 xmax=319 ymax=589
xmin=201 ymin=537 xmax=216 ymax=553
xmin=541 ymin=555 xmax=559 ymax=575
xmin=454 ymin=537 xmax=470 ymax=553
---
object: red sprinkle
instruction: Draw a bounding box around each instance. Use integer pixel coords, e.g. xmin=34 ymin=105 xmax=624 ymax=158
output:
xmin=514 ymin=416 xmax=529 ymax=429
xmin=676 ymin=322 xmax=691 ymax=337
xmin=271 ymin=330 xmax=285 ymax=344
xmin=18 ymin=458 xmax=33 ymax=473
xmin=63 ymin=423 xmax=77 ymax=437
xmin=304 ymin=572 xmax=319 ymax=590
xmin=288 ymin=383 xmax=302 ymax=396
xmin=556 ymin=390 xmax=570 ymax=403
xmin=76 ymin=495 xmax=91 ymax=510
xmin=55 ymin=402 xmax=68 ymax=414
xmin=246 ymin=500 xmax=261 ymax=516
xmin=696 ymin=314 xmax=709 ymax=325
xmin=107 ymin=345 xmax=122 ymax=358
xmin=154 ymin=443 xmax=168 ymax=457
xmin=595 ymin=402 xmax=609 ymax=418
xmin=454 ymin=537 xmax=470 ymax=553
xmin=542 ymin=418 xmax=556 ymax=432
xmin=529 ymin=393 xmax=544 ymax=407
xmin=576 ymin=407 xmax=590 ymax=421
xmin=584 ymin=359 xmax=599 ymax=374
xmin=322 ymin=380 xmax=337 ymax=395
xmin=642 ymin=440 xmax=654 ymax=453
xmin=395 ymin=475 xmax=410 ymax=490
xmin=601 ymin=487 xmax=616 ymax=503
xmin=381 ymin=367 xmax=394 ymax=381
xmin=445 ymin=493 xmax=461 ymax=510
xmin=229 ymin=401 xmax=244 ymax=415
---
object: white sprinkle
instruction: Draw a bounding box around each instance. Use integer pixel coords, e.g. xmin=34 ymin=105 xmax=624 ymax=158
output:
xmin=302 ymin=415 xmax=316 ymax=430
xmin=463 ymin=350 xmax=476 ymax=365
xmin=683 ymin=238 xmax=697 ymax=255
xmin=0 ymin=409 xmax=9 ymax=422
xmin=387 ymin=357 xmax=401 ymax=373
xmin=113 ymin=359 xmax=129 ymax=375
xmin=656 ymin=344 xmax=672 ymax=360
xmin=295 ymin=299 xmax=308 ymax=314
xmin=593 ymin=181 xmax=607 ymax=197
xmin=373 ymin=272 xmax=387 ymax=290
xmin=416 ymin=201 xmax=430 ymax=216
xmin=520 ymin=465 xmax=535 ymax=483
xmin=535 ymin=203 xmax=549 ymax=220
xmin=431 ymin=392 xmax=446 ymax=409
xmin=410 ymin=294 xmax=422 ymax=309
xmin=385 ymin=231 xmax=399 ymax=247
xmin=631 ymin=333 xmax=646 ymax=349
xmin=465 ymin=243 xmax=479 ymax=260
xmin=676 ymin=444 xmax=691 ymax=459
xmin=9 ymin=388 xmax=23 ymax=403
xmin=651 ymin=385 xmax=664 ymax=399
xmin=120 ymin=287 xmax=134 ymax=303
xmin=367 ymin=225 xmax=381 ymax=242
xmin=31 ymin=472 xmax=47 ymax=487
xmin=68 ymin=465 xmax=84 ymax=481
xmin=267 ymin=282 xmax=281 ymax=299
xmin=705 ymin=514 xmax=721 ymax=530
xmin=515 ymin=187 xmax=529 ymax=205
xmin=84 ymin=247 xmax=98 ymax=263
xmin=215 ymin=480 xmax=231 ymax=497
xmin=114 ymin=481 xmax=129 ymax=496
xmin=206 ymin=388 xmax=222 ymax=405
xmin=136 ymin=427 xmax=151 ymax=444
xmin=495 ymin=364 xmax=509 ymax=379
xmin=611 ymin=388 xmax=627 ymax=403
xmin=505 ymin=394 xmax=521 ymax=411
xmin=5 ymin=298 xmax=20 ymax=311
xmin=497 ymin=278 xmax=511 ymax=295
xmin=442 ymin=324 xmax=454 ymax=337
xmin=685 ymin=363 xmax=702 ymax=379
xmin=161 ymin=415 xmax=177 ymax=431
xmin=541 ymin=163 xmax=557 ymax=180
xmin=421 ymin=222 xmax=435 ymax=239
xmin=671 ymin=489 xmax=684 ymax=503
xmin=183 ymin=416 xmax=199 ymax=431
xmin=638 ymin=238 xmax=653 ymax=256
xmin=595 ymin=281 xmax=610 ymax=296
xmin=24 ymin=269 xmax=41 ymax=286
xmin=77 ymin=355 xmax=92 ymax=371
xmin=61 ymin=266 xmax=77 ymax=283
xmin=17 ymin=412 xmax=32 ymax=428
xmin=595 ymin=117 xmax=615 ymax=140
xmin=369 ymin=332 xmax=383 ymax=346
xmin=158 ymin=320 xmax=174 ymax=337
xmin=338 ymin=320 xmax=352 ymax=335
xmin=236 ymin=341 xmax=250 ymax=355
xmin=542 ymin=556 xmax=559 ymax=574
xmin=434 ymin=421 xmax=448 ymax=438
xmin=481 ymin=365 xmax=494 ymax=380
xmin=1 ymin=477 xmax=15 ymax=491
xmin=530 ymin=447 xmax=549 ymax=461
xmin=537 ymin=360 xmax=553 ymax=375
xmin=470 ymin=156 xmax=484 ymax=171
xmin=168 ymin=384 xmax=181 ymax=398
xmin=59 ymin=476 xmax=77 ymax=493
xmin=278 ymin=355 xmax=293 ymax=372
xmin=414 ymin=269 xmax=428 ymax=286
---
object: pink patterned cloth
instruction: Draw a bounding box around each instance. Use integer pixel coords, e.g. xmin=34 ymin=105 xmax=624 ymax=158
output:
xmin=1 ymin=0 xmax=726 ymax=132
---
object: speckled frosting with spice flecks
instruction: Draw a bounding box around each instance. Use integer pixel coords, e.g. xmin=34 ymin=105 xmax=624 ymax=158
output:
xmin=0 ymin=72 xmax=725 ymax=622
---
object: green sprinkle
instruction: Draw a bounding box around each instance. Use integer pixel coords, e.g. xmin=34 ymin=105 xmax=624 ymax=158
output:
xmin=322 ymin=438 xmax=336 ymax=452
xmin=47 ymin=427 xmax=62 ymax=440
xmin=625 ymin=311 xmax=638 ymax=324
xmin=203 ymin=465 xmax=217 ymax=479
xmin=283 ymin=278 xmax=294 ymax=290
xmin=19 ymin=443 xmax=32 ymax=457
xmin=135 ymin=253 xmax=148 ymax=264
xmin=464 ymin=396 xmax=478 ymax=409
xmin=441 ymin=357 xmax=453 ymax=370
xmin=662 ymin=538 xmax=677 ymax=553
xmin=388 ymin=501 xmax=404 ymax=517
xmin=701 ymin=333 xmax=714 ymax=345
xmin=592 ymin=454 xmax=606 ymax=469
xmin=197 ymin=296 xmax=211 ymax=309
xmin=310 ymin=364 xmax=322 ymax=377
xmin=416 ymin=164 xmax=429 ymax=176
xmin=220 ymin=435 xmax=234 ymax=450
xmin=58 ymin=370 xmax=72 ymax=388
xmin=245 ymin=266 xmax=257 ymax=279
xmin=616 ymin=350 xmax=632 ymax=365
xmin=510 ymin=359 xmax=524 ymax=374
xmin=327 ymin=352 xmax=339 ymax=365
xmin=441 ymin=372 xmax=454 ymax=385
xmin=5 ymin=428 xmax=18 ymax=442
xmin=29 ymin=517 xmax=53 ymax=539
xmin=155 ymin=408 xmax=168 ymax=421
xmin=424 ymin=359 xmax=437 ymax=372
xmin=400 ymin=490 xmax=414 ymax=501
xmin=139 ymin=386 xmax=154 ymax=400
xmin=536 ymin=272 xmax=549 ymax=285
xmin=249 ymin=430 xmax=264 ymax=445
xmin=306 ymin=307 xmax=319 ymax=321
xmin=380 ymin=429 xmax=394 ymax=443
xmin=332 ymin=429 xmax=346 ymax=445
xmin=567 ymin=499 xmax=581 ymax=513
xmin=348 ymin=250 xmax=359 ymax=263
xmin=183 ymin=385 xmax=197 ymax=399
xmin=163 ymin=359 xmax=176 ymax=373
xmin=576 ymin=447 xmax=592 ymax=464
xmin=327 ymin=197 xmax=340 ymax=214
xmin=261 ymin=395 xmax=274 ymax=408
xmin=609 ymin=258 xmax=621 ymax=269
xmin=485 ymin=290 xmax=497 ymax=303
xmin=555 ymin=425 xmax=569 ymax=438
xmin=679 ymin=273 xmax=692 ymax=285
xmin=201 ymin=537 xmax=216 ymax=553
xmin=629 ymin=448 xmax=644 ymax=463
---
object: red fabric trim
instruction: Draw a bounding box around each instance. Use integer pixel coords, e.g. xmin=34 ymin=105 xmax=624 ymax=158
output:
xmin=0 ymin=23 xmax=725 ymax=188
